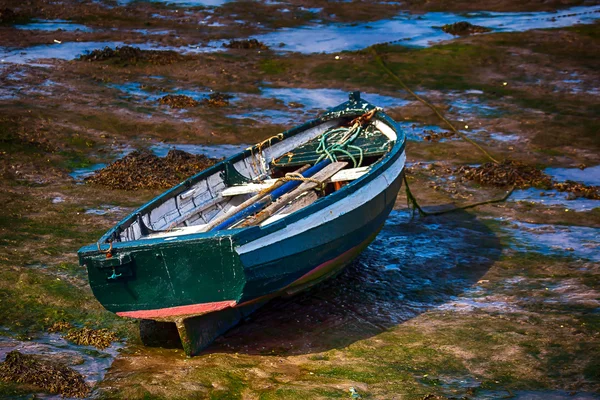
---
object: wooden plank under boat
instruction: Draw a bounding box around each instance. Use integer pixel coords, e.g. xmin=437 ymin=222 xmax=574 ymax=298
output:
xmin=78 ymin=91 xmax=407 ymax=356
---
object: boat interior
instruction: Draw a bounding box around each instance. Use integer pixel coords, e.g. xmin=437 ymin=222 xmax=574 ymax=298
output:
xmin=114 ymin=114 xmax=398 ymax=243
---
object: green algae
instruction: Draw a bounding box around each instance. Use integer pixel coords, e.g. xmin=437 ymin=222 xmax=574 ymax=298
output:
xmin=260 ymin=59 xmax=289 ymax=75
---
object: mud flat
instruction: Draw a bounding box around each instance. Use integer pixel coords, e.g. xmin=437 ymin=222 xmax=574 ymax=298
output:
xmin=1 ymin=0 xmax=599 ymax=398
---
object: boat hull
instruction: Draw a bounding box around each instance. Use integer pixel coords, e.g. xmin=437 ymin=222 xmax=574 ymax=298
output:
xmin=78 ymin=96 xmax=407 ymax=355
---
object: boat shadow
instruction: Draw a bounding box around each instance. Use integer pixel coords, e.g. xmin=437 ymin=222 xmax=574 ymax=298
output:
xmin=207 ymin=207 xmax=502 ymax=356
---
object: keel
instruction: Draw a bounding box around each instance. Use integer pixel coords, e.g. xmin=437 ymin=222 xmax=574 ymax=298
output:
xmin=175 ymin=302 xmax=266 ymax=357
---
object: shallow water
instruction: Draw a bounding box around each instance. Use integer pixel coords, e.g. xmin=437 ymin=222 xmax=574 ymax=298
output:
xmin=150 ymin=142 xmax=248 ymax=159
xmin=68 ymin=142 xmax=248 ymax=180
xmin=0 ymin=332 xmax=121 ymax=390
xmin=3 ymin=6 xmax=598 ymax=67
xmin=449 ymin=95 xmax=503 ymax=118
xmin=250 ymin=5 xmax=600 ymax=53
xmin=229 ymin=87 xmax=408 ymax=124
xmin=0 ymin=41 xmax=218 ymax=66
xmin=109 ymin=82 xmax=214 ymax=103
xmin=545 ymin=165 xmax=600 ymax=186
xmin=69 ymin=163 xmax=107 ymax=180
xmin=510 ymin=188 xmax=600 ymax=212
xmin=261 ymin=87 xmax=408 ymax=110
xmin=500 ymin=219 xmax=600 ymax=262
xmin=117 ymin=0 xmax=234 ymax=5
xmin=85 ymin=205 xmax=124 ymax=215
xmin=397 ymin=121 xmax=454 ymax=141
xmin=15 ymin=20 xmax=94 ymax=32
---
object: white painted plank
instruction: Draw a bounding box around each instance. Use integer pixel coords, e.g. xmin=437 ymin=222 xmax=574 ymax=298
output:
xmin=329 ymin=166 xmax=370 ymax=182
xmin=221 ymin=179 xmax=278 ymax=197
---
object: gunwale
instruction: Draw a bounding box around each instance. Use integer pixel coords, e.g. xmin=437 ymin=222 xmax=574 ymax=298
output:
xmin=78 ymin=101 xmax=406 ymax=256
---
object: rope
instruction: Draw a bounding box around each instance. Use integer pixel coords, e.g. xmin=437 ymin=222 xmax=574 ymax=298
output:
xmin=248 ymin=133 xmax=285 ymax=176
xmin=315 ymin=109 xmax=376 ymax=167
xmin=403 ymin=174 xmax=514 ymax=217
xmin=96 ymin=241 xmax=113 ymax=258
xmin=369 ymin=47 xmax=499 ymax=164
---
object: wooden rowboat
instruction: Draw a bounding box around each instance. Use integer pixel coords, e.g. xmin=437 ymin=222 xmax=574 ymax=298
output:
xmin=78 ymin=92 xmax=407 ymax=356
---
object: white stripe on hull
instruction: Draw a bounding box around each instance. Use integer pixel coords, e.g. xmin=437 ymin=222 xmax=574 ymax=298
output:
xmin=235 ymin=150 xmax=406 ymax=255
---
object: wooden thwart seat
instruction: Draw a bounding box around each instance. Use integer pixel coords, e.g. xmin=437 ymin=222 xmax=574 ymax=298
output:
xmin=221 ymin=166 xmax=370 ymax=197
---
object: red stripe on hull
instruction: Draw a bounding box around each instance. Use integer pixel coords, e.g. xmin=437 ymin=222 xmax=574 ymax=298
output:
xmin=116 ymin=300 xmax=237 ymax=319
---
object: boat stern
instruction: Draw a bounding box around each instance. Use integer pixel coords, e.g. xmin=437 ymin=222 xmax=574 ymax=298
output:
xmin=78 ymin=234 xmax=246 ymax=322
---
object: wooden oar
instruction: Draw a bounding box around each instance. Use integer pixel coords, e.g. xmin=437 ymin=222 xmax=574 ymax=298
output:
xmin=241 ymin=161 xmax=348 ymax=227
xmin=202 ymin=164 xmax=310 ymax=232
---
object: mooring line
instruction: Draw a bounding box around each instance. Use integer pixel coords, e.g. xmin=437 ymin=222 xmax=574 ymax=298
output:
xmin=369 ymin=46 xmax=499 ymax=164
xmin=404 ymin=175 xmax=514 ymax=217
xmin=367 ymin=46 xmax=519 ymax=215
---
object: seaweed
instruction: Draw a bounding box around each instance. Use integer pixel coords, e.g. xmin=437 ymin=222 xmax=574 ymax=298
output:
xmin=457 ymin=160 xmax=600 ymax=199
xmin=85 ymin=150 xmax=217 ymax=190
xmin=202 ymin=92 xmax=233 ymax=107
xmin=64 ymin=327 xmax=118 ymax=350
xmin=78 ymin=46 xmax=181 ymax=65
xmin=223 ymin=38 xmax=269 ymax=50
xmin=441 ymin=21 xmax=491 ymax=36
xmin=158 ymin=94 xmax=200 ymax=109
xmin=0 ymin=351 xmax=89 ymax=398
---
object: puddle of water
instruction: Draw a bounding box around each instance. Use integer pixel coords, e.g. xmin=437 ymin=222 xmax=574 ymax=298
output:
xmin=397 ymin=121 xmax=454 ymax=142
xmin=545 ymin=165 xmax=600 ymax=186
xmin=118 ymin=0 xmax=234 ymax=5
xmin=15 ymin=19 xmax=94 ymax=32
xmin=246 ymin=5 xmax=600 ymax=53
xmin=261 ymin=87 xmax=408 ymax=110
xmin=437 ymin=295 xmax=518 ymax=313
xmin=510 ymin=188 xmax=599 ymax=212
xmin=449 ymin=96 xmax=503 ymax=118
xmin=85 ymin=205 xmax=123 ymax=215
xmin=229 ymin=109 xmax=302 ymax=125
xmin=229 ymin=87 xmax=408 ymax=124
xmin=69 ymin=143 xmax=244 ymax=180
xmin=546 ymin=279 xmax=600 ymax=308
xmin=150 ymin=142 xmax=248 ymax=159
xmin=108 ymin=82 xmax=221 ymax=105
xmin=52 ymin=196 xmax=64 ymax=204
xmin=69 ymin=163 xmax=106 ymax=180
xmin=131 ymin=29 xmax=175 ymax=36
xmin=0 ymin=332 xmax=121 ymax=390
xmin=488 ymin=132 xmax=520 ymax=142
xmin=501 ymin=219 xmax=600 ymax=262
xmin=0 ymin=41 xmax=219 ymax=66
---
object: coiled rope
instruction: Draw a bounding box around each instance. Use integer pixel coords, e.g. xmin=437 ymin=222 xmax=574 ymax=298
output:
xmin=315 ymin=108 xmax=377 ymax=167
